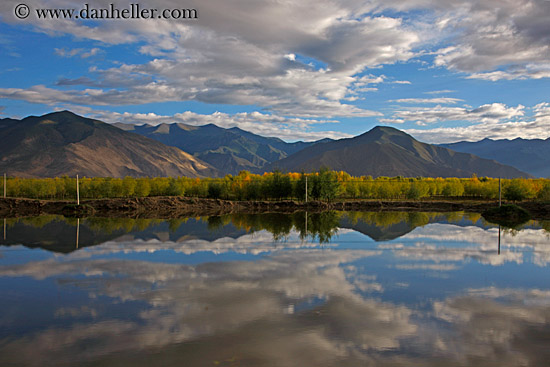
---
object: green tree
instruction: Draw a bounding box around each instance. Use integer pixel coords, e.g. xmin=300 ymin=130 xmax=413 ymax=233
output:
xmin=318 ymin=168 xmax=340 ymax=202
xmin=504 ymin=179 xmax=530 ymax=201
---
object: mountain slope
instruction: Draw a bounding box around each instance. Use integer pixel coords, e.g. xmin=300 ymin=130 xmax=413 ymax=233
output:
xmin=440 ymin=138 xmax=550 ymax=178
xmin=269 ymin=126 xmax=530 ymax=178
xmin=115 ymin=122 xmax=329 ymax=175
xmin=0 ymin=111 xmax=219 ymax=178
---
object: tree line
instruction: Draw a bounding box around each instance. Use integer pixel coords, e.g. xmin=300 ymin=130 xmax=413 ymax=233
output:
xmin=3 ymin=169 xmax=550 ymax=202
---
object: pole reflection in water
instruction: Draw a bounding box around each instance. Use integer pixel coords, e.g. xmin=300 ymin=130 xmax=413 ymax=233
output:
xmin=498 ymin=224 xmax=501 ymax=255
xmin=76 ymin=218 xmax=79 ymax=249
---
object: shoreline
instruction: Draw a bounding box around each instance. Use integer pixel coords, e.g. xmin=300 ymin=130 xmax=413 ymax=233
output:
xmin=1 ymin=197 xmax=550 ymax=220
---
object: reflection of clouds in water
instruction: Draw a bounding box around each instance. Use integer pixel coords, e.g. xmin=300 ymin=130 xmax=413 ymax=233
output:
xmin=68 ymin=230 xmax=336 ymax=259
xmin=405 ymin=223 xmax=550 ymax=248
xmin=388 ymin=241 xmax=523 ymax=266
xmin=430 ymin=287 xmax=550 ymax=366
xmin=0 ymin=249 xmax=421 ymax=366
xmin=383 ymin=224 xmax=550 ymax=267
xmin=2 ymin=221 xmax=550 ymax=366
xmin=395 ymin=264 xmax=459 ymax=271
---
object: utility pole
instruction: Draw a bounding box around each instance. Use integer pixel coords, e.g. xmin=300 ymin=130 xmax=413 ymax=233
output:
xmin=76 ymin=175 xmax=80 ymax=206
xmin=499 ymin=177 xmax=501 ymax=207
xmin=305 ymin=175 xmax=308 ymax=203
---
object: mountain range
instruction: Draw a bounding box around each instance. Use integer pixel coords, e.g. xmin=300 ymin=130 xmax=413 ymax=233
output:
xmin=0 ymin=111 xmax=534 ymax=179
xmin=0 ymin=111 xmax=218 ymax=178
xmin=114 ymin=122 xmax=327 ymax=175
xmin=441 ymin=138 xmax=550 ymax=178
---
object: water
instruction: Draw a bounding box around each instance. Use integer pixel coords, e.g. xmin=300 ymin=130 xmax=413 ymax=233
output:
xmin=1 ymin=212 xmax=550 ymax=366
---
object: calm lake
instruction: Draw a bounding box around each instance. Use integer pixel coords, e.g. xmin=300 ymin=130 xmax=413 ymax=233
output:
xmin=1 ymin=211 xmax=550 ymax=366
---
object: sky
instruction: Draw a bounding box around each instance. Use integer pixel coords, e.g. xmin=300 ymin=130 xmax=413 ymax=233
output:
xmin=1 ymin=0 xmax=550 ymax=143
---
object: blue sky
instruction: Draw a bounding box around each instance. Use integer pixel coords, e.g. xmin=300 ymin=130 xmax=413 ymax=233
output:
xmin=1 ymin=0 xmax=550 ymax=142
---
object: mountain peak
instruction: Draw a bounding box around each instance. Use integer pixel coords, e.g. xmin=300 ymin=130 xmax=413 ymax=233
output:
xmin=269 ymin=124 xmax=529 ymax=178
xmin=40 ymin=110 xmax=81 ymax=120
xmin=353 ymin=125 xmax=415 ymax=145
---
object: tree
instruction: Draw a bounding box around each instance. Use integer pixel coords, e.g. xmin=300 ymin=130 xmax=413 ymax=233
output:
xmin=504 ymin=179 xmax=530 ymax=201
xmin=537 ymin=182 xmax=550 ymax=202
xmin=266 ymin=170 xmax=292 ymax=200
xmin=122 ymin=176 xmax=136 ymax=197
xmin=318 ymin=167 xmax=340 ymax=202
xmin=207 ymin=181 xmax=223 ymax=199
xmin=134 ymin=178 xmax=151 ymax=197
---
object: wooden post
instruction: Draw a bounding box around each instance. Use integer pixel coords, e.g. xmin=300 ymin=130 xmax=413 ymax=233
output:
xmin=3 ymin=173 xmax=5 ymax=198
xmin=499 ymin=177 xmax=501 ymax=207
xmin=76 ymin=175 xmax=80 ymax=206
xmin=305 ymin=175 xmax=308 ymax=203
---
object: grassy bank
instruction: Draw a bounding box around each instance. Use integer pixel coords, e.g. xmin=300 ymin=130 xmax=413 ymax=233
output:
xmin=2 ymin=196 xmax=550 ymax=222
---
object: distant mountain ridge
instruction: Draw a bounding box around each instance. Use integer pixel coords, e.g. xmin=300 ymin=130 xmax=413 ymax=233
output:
xmin=440 ymin=138 xmax=550 ymax=178
xmin=269 ymin=126 xmax=531 ymax=178
xmin=115 ymin=122 xmax=330 ymax=175
xmin=0 ymin=111 xmax=219 ymax=178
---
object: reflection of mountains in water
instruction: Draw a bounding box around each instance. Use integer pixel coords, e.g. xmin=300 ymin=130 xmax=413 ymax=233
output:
xmin=0 ymin=216 xmax=248 ymax=253
xmin=339 ymin=212 xmax=490 ymax=241
xmin=0 ymin=212 xmax=542 ymax=253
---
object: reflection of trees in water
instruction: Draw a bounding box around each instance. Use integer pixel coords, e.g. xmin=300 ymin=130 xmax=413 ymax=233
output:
xmin=84 ymin=217 xmax=164 ymax=234
xmin=3 ymin=216 xmax=165 ymax=235
xmin=540 ymin=220 xmax=550 ymax=234
xmin=226 ymin=212 xmax=340 ymax=243
xmin=5 ymin=211 xmax=548 ymax=245
xmin=344 ymin=211 xmax=434 ymax=229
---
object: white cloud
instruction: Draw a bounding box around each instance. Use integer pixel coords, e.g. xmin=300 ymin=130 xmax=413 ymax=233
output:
xmin=54 ymin=47 xmax=102 ymax=58
xmin=403 ymin=102 xmax=550 ymax=143
xmin=387 ymin=102 xmax=525 ymax=125
xmin=429 ymin=0 xmax=550 ymax=79
xmin=378 ymin=118 xmax=405 ymax=124
xmin=425 ymin=90 xmax=455 ymax=95
xmin=0 ymin=0 xmax=421 ymax=118
xmin=467 ymin=64 xmax=550 ymax=81
xmin=390 ymin=97 xmax=463 ymax=104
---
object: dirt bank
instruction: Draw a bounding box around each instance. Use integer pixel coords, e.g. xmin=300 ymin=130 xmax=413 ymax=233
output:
xmin=2 ymin=196 xmax=550 ymax=220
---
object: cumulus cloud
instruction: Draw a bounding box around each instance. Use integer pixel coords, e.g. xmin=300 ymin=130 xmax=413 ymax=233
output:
xmin=0 ymin=0 xmax=422 ymax=117
xmin=367 ymin=0 xmax=550 ymax=80
xmin=387 ymin=102 xmax=525 ymax=125
xmin=403 ymin=102 xmax=550 ymax=143
xmin=467 ymin=64 xmax=550 ymax=81
xmin=432 ymin=1 xmax=550 ymax=76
